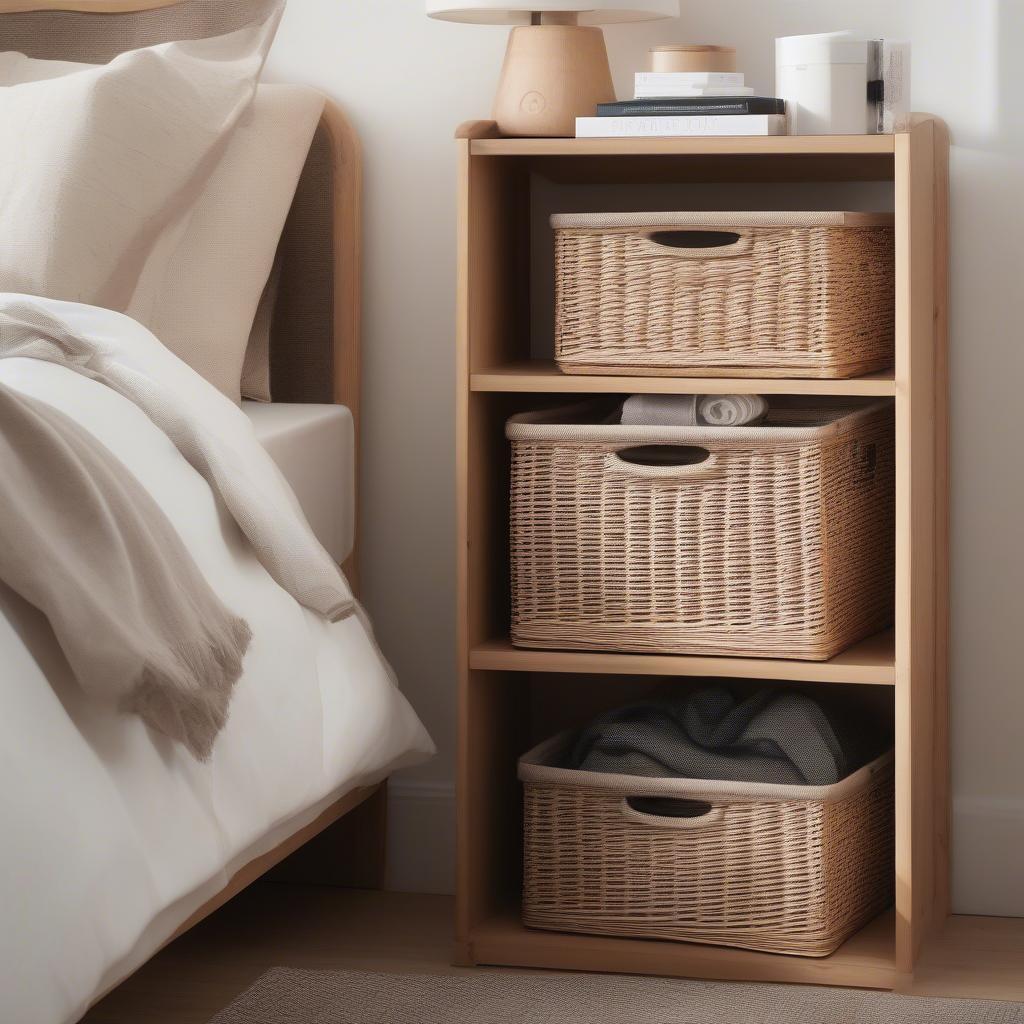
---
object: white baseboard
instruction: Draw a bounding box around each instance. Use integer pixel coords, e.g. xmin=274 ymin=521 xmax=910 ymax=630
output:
xmin=386 ymin=779 xmax=456 ymax=895
xmin=952 ymin=795 xmax=1024 ymax=916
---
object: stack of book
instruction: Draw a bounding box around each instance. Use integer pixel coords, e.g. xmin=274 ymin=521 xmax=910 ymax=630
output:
xmin=575 ymin=71 xmax=787 ymax=138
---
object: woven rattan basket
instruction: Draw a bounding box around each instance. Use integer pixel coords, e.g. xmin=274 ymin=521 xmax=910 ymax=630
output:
xmin=520 ymin=733 xmax=895 ymax=956
xmin=507 ymin=400 xmax=894 ymax=660
xmin=552 ymin=211 xmax=895 ymax=378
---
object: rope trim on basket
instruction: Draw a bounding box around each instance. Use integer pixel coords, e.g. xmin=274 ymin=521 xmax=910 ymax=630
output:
xmin=550 ymin=210 xmax=895 ymax=230
xmin=518 ymin=731 xmax=895 ymax=804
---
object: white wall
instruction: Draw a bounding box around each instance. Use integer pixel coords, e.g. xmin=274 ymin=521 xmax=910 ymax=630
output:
xmin=265 ymin=0 xmax=1024 ymax=913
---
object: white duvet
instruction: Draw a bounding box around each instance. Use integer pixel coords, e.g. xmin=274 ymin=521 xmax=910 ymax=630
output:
xmin=0 ymin=301 xmax=434 ymax=1024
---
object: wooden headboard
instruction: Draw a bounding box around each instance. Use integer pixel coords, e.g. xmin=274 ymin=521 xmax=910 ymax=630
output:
xmin=0 ymin=0 xmax=362 ymax=581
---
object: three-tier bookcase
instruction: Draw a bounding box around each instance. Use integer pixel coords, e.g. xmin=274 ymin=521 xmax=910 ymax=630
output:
xmin=454 ymin=116 xmax=948 ymax=988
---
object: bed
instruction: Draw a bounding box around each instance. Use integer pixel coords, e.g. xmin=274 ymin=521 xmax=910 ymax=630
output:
xmin=0 ymin=3 xmax=432 ymax=1023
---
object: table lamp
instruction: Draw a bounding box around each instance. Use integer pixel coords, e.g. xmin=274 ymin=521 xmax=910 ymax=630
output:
xmin=426 ymin=2 xmax=679 ymax=137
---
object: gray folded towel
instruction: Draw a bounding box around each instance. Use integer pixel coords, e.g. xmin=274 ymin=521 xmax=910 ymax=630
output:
xmin=620 ymin=394 xmax=767 ymax=428
xmin=567 ymin=687 xmax=885 ymax=786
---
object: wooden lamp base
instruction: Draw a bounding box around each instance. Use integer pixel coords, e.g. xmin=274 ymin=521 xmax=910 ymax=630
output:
xmin=492 ymin=24 xmax=615 ymax=138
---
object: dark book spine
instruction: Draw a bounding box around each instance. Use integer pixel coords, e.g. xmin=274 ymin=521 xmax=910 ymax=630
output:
xmin=597 ymin=98 xmax=786 ymax=117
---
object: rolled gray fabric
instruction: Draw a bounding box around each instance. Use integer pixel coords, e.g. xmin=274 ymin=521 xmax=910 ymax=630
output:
xmin=620 ymin=393 xmax=768 ymax=428
xmin=698 ymin=393 xmax=768 ymax=426
xmin=620 ymin=393 xmax=698 ymax=426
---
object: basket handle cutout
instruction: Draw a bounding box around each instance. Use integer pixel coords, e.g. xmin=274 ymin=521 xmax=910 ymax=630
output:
xmin=620 ymin=796 xmax=725 ymax=830
xmin=649 ymin=230 xmax=740 ymax=249
xmin=855 ymin=440 xmax=878 ymax=484
xmin=641 ymin=228 xmax=752 ymax=260
xmin=606 ymin=446 xmax=718 ymax=480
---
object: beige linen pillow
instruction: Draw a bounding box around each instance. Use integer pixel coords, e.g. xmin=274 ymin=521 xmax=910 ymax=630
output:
xmin=1 ymin=44 xmax=323 ymax=402
xmin=129 ymin=84 xmax=325 ymax=402
xmin=0 ymin=4 xmax=284 ymax=390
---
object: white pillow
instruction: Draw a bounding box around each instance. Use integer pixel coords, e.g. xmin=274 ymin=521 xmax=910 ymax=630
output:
xmin=0 ymin=6 xmax=286 ymax=399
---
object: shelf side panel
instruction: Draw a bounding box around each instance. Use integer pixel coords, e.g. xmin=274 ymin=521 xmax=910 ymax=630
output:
xmin=456 ymin=144 xmax=534 ymax=953
xmin=893 ymin=118 xmax=946 ymax=973
xmin=929 ymin=119 xmax=952 ymax=928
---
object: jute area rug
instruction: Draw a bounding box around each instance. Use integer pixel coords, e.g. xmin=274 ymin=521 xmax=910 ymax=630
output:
xmin=212 ymin=967 xmax=1024 ymax=1023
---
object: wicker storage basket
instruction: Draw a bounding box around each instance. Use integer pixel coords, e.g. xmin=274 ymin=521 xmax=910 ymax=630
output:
xmin=552 ymin=211 xmax=895 ymax=378
xmin=507 ymin=400 xmax=894 ymax=660
xmin=520 ymin=733 xmax=895 ymax=956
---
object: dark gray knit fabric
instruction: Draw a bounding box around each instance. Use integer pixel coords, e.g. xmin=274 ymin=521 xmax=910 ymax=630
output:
xmin=566 ymin=687 xmax=885 ymax=786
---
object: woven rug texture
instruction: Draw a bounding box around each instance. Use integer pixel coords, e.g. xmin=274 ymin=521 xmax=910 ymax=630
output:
xmin=211 ymin=967 xmax=1024 ymax=1024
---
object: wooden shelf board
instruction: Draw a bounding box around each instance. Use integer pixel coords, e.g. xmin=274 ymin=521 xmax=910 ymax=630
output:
xmin=470 ymin=135 xmax=897 ymax=158
xmin=470 ymin=630 xmax=895 ymax=685
xmin=471 ymin=360 xmax=897 ymax=397
xmin=468 ymin=909 xmax=897 ymax=990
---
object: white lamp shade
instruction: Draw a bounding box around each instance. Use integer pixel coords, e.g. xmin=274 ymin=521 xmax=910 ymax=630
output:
xmin=425 ymin=0 xmax=679 ymax=25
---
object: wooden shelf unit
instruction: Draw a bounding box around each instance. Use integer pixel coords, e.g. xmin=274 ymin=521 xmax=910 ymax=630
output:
xmin=454 ymin=117 xmax=948 ymax=989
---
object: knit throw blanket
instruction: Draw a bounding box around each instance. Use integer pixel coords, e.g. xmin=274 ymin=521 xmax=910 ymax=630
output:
xmin=0 ymin=294 xmax=354 ymax=759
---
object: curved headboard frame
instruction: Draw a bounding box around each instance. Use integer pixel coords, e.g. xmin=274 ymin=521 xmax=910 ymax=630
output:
xmin=319 ymin=101 xmax=361 ymax=422
xmin=324 ymin=97 xmax=362 ymax=590
xmin=0 ymin=0 xmax=362 ymax=585
xmin=0 ymin=1 xmax=181 ymax=10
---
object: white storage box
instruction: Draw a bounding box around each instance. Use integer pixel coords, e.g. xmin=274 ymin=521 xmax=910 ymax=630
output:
xmin=776 ymin=31 xmax=879 ymax=136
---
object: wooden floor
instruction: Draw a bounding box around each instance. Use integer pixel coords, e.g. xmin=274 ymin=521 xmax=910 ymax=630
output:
xmin=83 ymin=887 xmax=460 ymax=1024
xmin=910 ymin=915 xmax=1024 ymax=1000
xmin=84 ymin=886 xmax=1024 ymax=1022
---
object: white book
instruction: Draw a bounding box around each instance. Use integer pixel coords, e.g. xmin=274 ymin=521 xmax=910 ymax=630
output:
xmin=635 ymin=71 xmax=745 ymax=89
xmin=576 ymin=114 xmax=787 ymax=139
xmin=634 ymin=85 xmax=756 ymax=98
